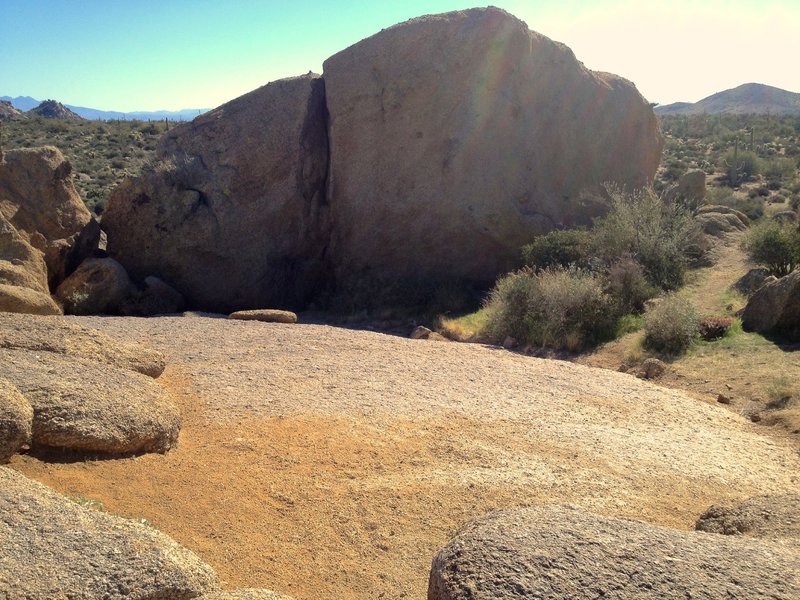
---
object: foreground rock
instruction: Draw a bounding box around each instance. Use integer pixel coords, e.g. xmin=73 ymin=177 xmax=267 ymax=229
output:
xmin=120 ymin=275 xmax=186 ymax=316
xmin=104 ymin=74 xmax=329 ymax=313
xmin=324 ymin=7 xmax=662 ymax=290
xmin=1 ymin=349 xmax=179 ymax=453
xmin=742 ymin=270 xmax=800 ymax=340
xmin=695 ymin=205 xmax=749 ymax=237
xmin=199 ymin=590 xmax=296 ymax=600
xmin=0 ymin=146 xmax=97 ymax=289
xmin=0 ymin=467 xmax=219 ymax=598
xmin=55 ymin=256 xmax=133 ymax=314
xmin=734 ymin=267 xmax=772 ymax=296
xmin=0 ymin=312 xmax=166 ymax=377
xmin=0 ymin=379 xmax=32 ymax=462
xmin=229 ymin=309 xmax=298 ymax=323
xmin=696 ymin=494 xmax=800 ymax=540
xmin=428 ymin=505 xmax=800 ymax=599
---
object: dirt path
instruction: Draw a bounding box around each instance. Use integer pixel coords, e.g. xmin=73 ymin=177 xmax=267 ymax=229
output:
xmin=10 ymin=316 xmax=800 ymax=599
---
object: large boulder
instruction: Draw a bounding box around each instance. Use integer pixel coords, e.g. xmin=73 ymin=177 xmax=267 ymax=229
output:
xmin=742 ymin=269 xmax=800 ymax=339
xmin=103 ymin=74 xmax=330 ymax=313
xmin=0 ymin=379 xmax=32 ymax=462
xmin=0 ymin=467 xmax=220 ymax=598
xmin=323 ymin=7 xmax=662 ymax=289
xmin=0 ymin=213 xmax=61 ymax=315
xmin=428 ymin=505 xmax=800 ymax=599
xmin=0 ymin=312 xmax=166 ymax=377
xmin=55 ymin=257 xmax=134 ymax=315
xmin=0 ymin=146 xmax=98 ymax=289
xmin=696 ymin=494 xmax=800 ymax=540
xmin=734 ymin=267 xmax=772 ymax=296
xmin=1 ymin=349 xmax=180 ymax=454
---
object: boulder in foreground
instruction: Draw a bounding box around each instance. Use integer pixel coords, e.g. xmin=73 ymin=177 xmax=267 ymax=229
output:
xmin=0 ymin=467 xmax=219 ymax=598
xmin=742 ymin=270 xmax=800 ymax=340
xmin=55 ymin=257 xmax=134 ymax=315
xmin=0 ymin=379 xmax=32 ymax=463
xmin=228 ymin=309 xmax=298 ymax=323
xmin=428 ymin=505 xmax=799 ymax=599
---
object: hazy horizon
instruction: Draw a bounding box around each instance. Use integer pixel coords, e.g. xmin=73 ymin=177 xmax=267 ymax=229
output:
xmin=3 ymin=0 xmax=799 ymax=112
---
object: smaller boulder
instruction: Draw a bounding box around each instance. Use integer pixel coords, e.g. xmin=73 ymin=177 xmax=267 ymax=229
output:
xmin=0 ymin=379 xmax=33 ymax=462
xmin=773 ymin=210 xmax=798 ymax=224
xmin=0 ymin=283 xmax=61 ymax=315
xmin=56 ymin=257 xmax=134 ymax=315
xmin=734 ymin=267 xmax=772 ymax=296
xmin=696 ymin=494 xmax=800 ymax=540
xmin=638 ymin=357 xmax=666 ymax=380
xmin=228 ymin=309 xmax=298 ymax=324
xmin=742 ymin=270 xmax=800 ymax=339
xmin=696 ymin=205 xmax=750 ymax=225
xmin=120 ymin=275 xmax=186 ymax=316
xmin=411 ymin=326 xmax=433 ymax=340
xmin=696 ymin=211 xmax=748 ymax=237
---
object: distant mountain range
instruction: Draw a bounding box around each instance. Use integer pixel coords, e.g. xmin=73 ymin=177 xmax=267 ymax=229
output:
xmin=1 ymin=95 xmax=207 ymax=121
xmin=656 ymin=83 xmax=800 ymax=115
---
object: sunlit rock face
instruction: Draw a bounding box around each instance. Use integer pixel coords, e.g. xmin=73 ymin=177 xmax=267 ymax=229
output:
xmin=324 ymin=7 xmax=662 ymax=289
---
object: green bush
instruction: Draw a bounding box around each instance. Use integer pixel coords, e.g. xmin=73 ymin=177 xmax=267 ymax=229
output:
xmin=721 ymin=148 xmax=760 ymax=186
xmin=643 ymin=295 xmax=699 ymax=355
xmin=742 ymin=220 xmax=800 ymax=277
xmin=591 ymin=186 xmax=702 ymax=290
xmin=482 ymin=267 xmax=618 ymax=351
xmin=604 ymin=256 xmax=657 ymax=314
xmin=521 ymin=229 xmax=591 ymax=270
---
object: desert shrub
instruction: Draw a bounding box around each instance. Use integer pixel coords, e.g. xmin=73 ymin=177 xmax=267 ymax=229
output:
xmin=721 ymin=148 xmax=760 ymax=186
xmin=604 ymin=256 xmax=657 ymax=314
xmin=742 ymin=220 xmax=800 ymax=277
xmin=591 ymin=186 xmax=702 ymax=290
xmin=643 ymin=294 xmax=699 ymax=355
xmin=698 ymin=315 xmax=734 ymax=341
xmin=482 ymin=267 xmax=618 ymax=351
xmin=521 ymin=229 xmax=591 ymax=270
xmin=705 ymin=190 xmax=764 ymax=221
xmin=763 ymin=157 xmax=796 ymax=187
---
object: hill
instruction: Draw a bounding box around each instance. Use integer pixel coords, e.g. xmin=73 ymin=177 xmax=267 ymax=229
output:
xmin=28 ymin=100 xmax=84 ymax=120
xmin=656 ymin=83 xmax=800 ymax=115
xmin=1 ymin=96 xmax=206 ymax=121
xmin=0 ymin=100 xmax=26 ymax=121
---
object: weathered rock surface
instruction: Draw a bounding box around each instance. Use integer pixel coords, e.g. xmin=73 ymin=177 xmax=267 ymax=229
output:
xmin=324 ymin=7 xmax=662 ymax=289
xmin=0 ymin=213 xmax=61 ymax=314
xmin=696 ymin=494 xmax=800 ymax=540
xmin=0 ymin=146 xmax=96 ymax=290
xmin=0 ymin=99 xmax=26 ymax=121
xmin=773 ymin=210 xmax=798 ymax=223
xmin=55 ymin=256 xmax=134 ymax=314
xmin=1 ymin=348 xmax=180 ymax=453
xmin=428 ymin=505 xmax=800 ymax=599
xmin=742 ymin=270 xmax=800 ymax=339
xmin=664 ymin=169 xmax=706 ymax=206
xmin=199 ymin=590 xmax=295 ymax=600
xmin=120 ymin=274 xmax=186 ymax=316
xmin=27 ymin=99 xmax=84 ymax=120
xmin=696 ymin=207 xmax=749 ymax=237
xmin=0 ymin=466 xmax=219 ymax=598
xmin=228 ymin=308 xmax=298 ymax=323
xmin=0 ymin=312 xmax=166 ymax=377
xmin=734 ymin=267 xmax=772 ymax=296
xmin=0 ymin=379 xmax=32 ymax=462
xmin=103 ymin=74 xmax=329 ymax=313
xmin=638 ymin=357 xmax=666 ymax=379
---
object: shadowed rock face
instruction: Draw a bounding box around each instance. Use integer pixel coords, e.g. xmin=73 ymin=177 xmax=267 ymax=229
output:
xmin=103 ymin=74 xmax=330 ymax=313
xmin=324 ymin=7 xmax=662 ymax=289
xmin=103 ymin=8 xmax=661 ymax=312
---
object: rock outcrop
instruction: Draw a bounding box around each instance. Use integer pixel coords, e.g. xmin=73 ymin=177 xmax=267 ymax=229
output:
xmin=734 ymin=267 xmax=772 ymax=296
xmin=103 ymin=74 xmax=330 ymax=313
xmin=1 ymin=349 xmax=180 ymax=454
xmin=742 ymin=270 xmax=800 ymax=339
xmin=228 ymin=309 xmax=298 ymax=323
xmin=103 ymin=8 xmax=661 ymax=313
xmin=695 ymin=205 xmax=749 ymax=237
xmin=0 ymin=467 xmax=220 ymax=598
xmin=323 ymin=7 xmax=662 ymax=290
xmin=0 ymin=146 xmax=98 ymax=293
xmin=55 ymin=256 xmax=133 ymax=314
xmin=0 ymin=100 xmax=26 ymax=121
xmin=696 ymin=494 xmax=800 ymax=540
xmin=0 ymin=312 xmax=166 ymax=377
xmin=0 ymin=379 xmax=32 ymax=462
xmin=27 ymin=99 xmax=84 ymax=120
xmin=428 ymin=505 xmax=800 ymax=599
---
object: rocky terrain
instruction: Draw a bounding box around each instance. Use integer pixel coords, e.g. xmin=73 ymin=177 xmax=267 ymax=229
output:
xmin=27 ymin=99 xmax=85 ymax=120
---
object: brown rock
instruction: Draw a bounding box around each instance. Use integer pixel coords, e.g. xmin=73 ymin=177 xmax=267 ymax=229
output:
xmin=55 ymin=257 xmax=133 ymax=315
xmin=120 ymin=275 xmax=186 ymax=316
xmin=717 ymin=393 xmax=733 ymax=405
xmin=199 ymin=590 xmax=296 ymax=600
xmin=0 ymin=378 xmax=32 ymax=462
xmin=228 ymin=309 xmax=298 ymax=324
xmin=0 ymin=283 xmax=61 ymax=315
xmin=696 ymin=494 xmax=800 ymax=540
xmin=638 ymin=357 xmax=667 ymax=379
xmin=696 ymin=204 xmax=751 ymax=225
xmin=742 ymin=270 xmax=800 ymax=339
xmin=324 ymin=7 xmax=662 ymax=291
xmin=0 ymin=467 xmax=220 ymax=599
xmin=1 ymin=348 xmax=180 ymax=454
xmin=410 ymin=325 xmax=433 ymax=340
xmin=0 ymin=147 xmax=94 ymax=289
xmin=734 ymin=267 xmax=772 ymax=296
xmin=428 ymin=505 xmax=800 ymax=599
xmin=0 ymin=312 xmax=166 ymax=377
xmin=696 ymin=211 xmax=748 ymax=237
xmin=103 ymin=74 xmax=329 ymax=313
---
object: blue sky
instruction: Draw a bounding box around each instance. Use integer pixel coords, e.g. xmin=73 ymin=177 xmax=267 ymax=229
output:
xmin=2 ymin=0 xmax=798 ymax=111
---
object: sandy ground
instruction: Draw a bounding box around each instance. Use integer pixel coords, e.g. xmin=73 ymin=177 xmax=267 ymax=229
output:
xmin=10 ymin=316 xmax=800 ymax=599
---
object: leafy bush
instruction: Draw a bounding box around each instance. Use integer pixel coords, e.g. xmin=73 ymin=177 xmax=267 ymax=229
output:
xmin=482 ymin=267 xmax=618 ymax=351
xmin=604 ymin=256 xmax=657 ymax=314
xmin=591 ymin=186 xmax=702 ymax=290
xmin=721 ymin=148 xmax=760 ymax=186
xmin=643 ymin=295 xmax=699 ymax=355
xmin=742 ymin=220 xmax=800 ymax=277
xmin=521 ymin=229 xmax=591 ymax=270
xmin=698 ymin=316 xmax=734 ymax=341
